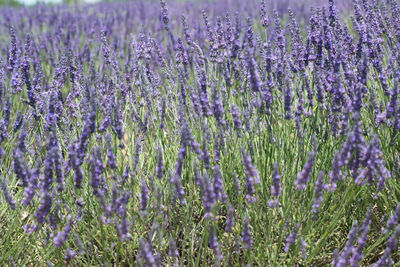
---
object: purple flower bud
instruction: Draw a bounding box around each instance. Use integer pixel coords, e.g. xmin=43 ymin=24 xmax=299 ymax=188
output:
xmin=175 ymin=146 xmax=186 ymax=178
xmin=246 ymin=54 xmax=262 ymax=92
xmin=201 ymin=136 xmax=211 ymax=170
xmin=68 ymin=142 xmax=84 ymax=189
xmin=284 ymin=223 xmax=299 ymax=253
xmin=138 ymin=238 xmax=157 ymax=266
xmin=225 ymin=204 xmax=235 ymax=233
xmin=208 ymin=226 xmax=219 ymax=250
xmin=53 ymin=217 xmax=73 ymax=248
xmin=78 ymin=105 xmax=96 ymax=164
xmin=260 ymin=0 xmax=270 ymax=28
xmin=231 ymin=105 xmax=243 ymax=134
xmin=350 ymin=209 xmax=371 ymax=266
xmin=170 ymin=171 xmax=186 ymax=205
xmin=7 ymin=26 xmax=17 ymax=72
xmin=268 ymin=163 xmax=281 ymax=208
xmin=95 ymin=189 xmax=112 ymax=221
xmin=386 ymin=203 xmax=400 ymax=234
xmin=242 ymin=216 xmax=253 ymax=249
xmin=372 ymin=226 xmax=400 ymax=267
xmin=300 ymin=237 xmax=308 ymax=260
xmin=101 ymin=30 xmax=111 ymax=65
xmin=141 ymin=178 xmax=149 ymax=212
xmin=160 ymin=0 xmax=169 ymax=27
xmin=35 ymin=191 xmax=53 ymax=224
xmin=13 ymin=148 xmax=30 ymax=187
xmin=65 ymin=249 xmax=77 ymax=261
xmin=89 ymin=147 xmax=104 ymax=191
xmin=325 ymin=152 xmax=341 ymax=192
xmin=199 ymin=173 xmax=216 ymax=218
xmin=334 ymin=221 xmax=359 ymax=267
xmin=198 ymin=71 xmax=213 ymax=117
xmin=213 ymin=165 xmax=226 ymax=203
xmin=212 ymin=87 xmax=225 ymax=126
xmin=1 ymin=177 xmax=16 ymax=210
xmin=106 ymin=133 xmax=117 ymax=170
xmin=156 ymin=145 xmax=164 ymax=179
xmin=21 ymin=163 xmax=39 ymax=205
xmin=295 ymin=152 xmax=316 ymax=190
xmin=312 ymin=171 xmax=325 ymax=215
xmin=284 ymin=84 xmax=293 ymax=119
xmin=241 ymin=148 xmax=260 ymax=203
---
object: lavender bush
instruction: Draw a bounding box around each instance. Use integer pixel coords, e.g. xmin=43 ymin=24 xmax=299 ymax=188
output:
xmin=0 ymin=0 xmax=400 ymax=265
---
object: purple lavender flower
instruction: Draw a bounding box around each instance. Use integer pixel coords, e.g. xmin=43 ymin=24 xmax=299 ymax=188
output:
xmin=268 ymin=163 xmax=281 ymax=208
xmin=242 ymin=216 xmax=253 ymax=249
xmin=225 ymin=204 xmax=235 ymax=233
xmin=139 ymin=238 xmax=157 ymax=267
xmin=78 ymin=105 xmax=96 ymax=164
xmin=160 ymin=0 xmax=169 ymax=28
xmin=300 ymin=237 xmax=308 ymax=260
xmin=212 ymin=165 xmax=226 ymax=203
xmin=116 ymin=199 xmax=131 ymax=241
xmin=356 ymin=135 xmax=391 ymax=191
xmin=106 ymin=133 xmax=117 ymax=170
xmin=201 ymin=136 xmax=211 ymax=170
xmin=372 ymin=226 xmax=400 ymax=267
xmin=295 ymin=152 xmax=316 ymax=190
xmin=350 ymin=209 xmax=371 ymax=267
xmin=212 ymin=87 xmax=225 ymax=126
xmin=199 ymin=173 xmax=216 ymax=218
xmin=89 ymin=147 xmax=104 ymax=191
xmin=231 ymin=105 xmax=243 ymax=134
xmin=260 ymin=0 xmax=270 ymax=28
xmin=386 ymin=203 xmax=400 ymax=234
xmin=246 ymin=53 xmax=262 ymax=92
xmin=312 ymin=171 xmax=325 ymax=215
xmin=65 ymin=249 xmax=77 ymax=261
xmin=175 ymin=123 xmax=192 ymax=177
xmin=198 ymin=71 xmax=213 ymax=117
xmin=156 ymin=145 xmax=164 ymax=179
xmin=35 ymin=191 xmax=53 ymax=224
xmin=13 ymin=148 xmax=30 ymax=188
xmin=325 ymin=151 xmax=341 ymax=192
xmin=334 ymin=221 xmax=359 ymax=267
xmin=95 ymin=189 xmax=112 ymax=221
xmin=53 ymin=217 xmax=74 ymax=248
xmin=68 ymin=142 xmax=84 ymax=189
xmin=284 ymin=223 xmax=299 ymax=253
xmin=22 ymin=162 xmax=40 ymax=206
xmin=169 ymin=171 xmax=186 ymax=205
xmin=101 ymin=30 xmax=111 ymax=65
xmin=1 ymin=177 xmax=16 ymax=210
xmin=7 ymin=26 xmax=17 ymax=72
xmin=208 ymin=226 xmax=219 ymax=250
xmin=141 ymin=178 xmax=149 ymax=212
xmin=241 ymin=148 xmax=260 ymax=203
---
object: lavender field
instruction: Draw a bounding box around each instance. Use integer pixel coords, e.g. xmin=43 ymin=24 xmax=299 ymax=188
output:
xmin=0 ymin=0 xmax=400 ymax=265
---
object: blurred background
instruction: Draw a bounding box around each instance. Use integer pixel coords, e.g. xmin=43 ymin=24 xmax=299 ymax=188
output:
xmin=0 ymin=0 xmax=100 ymax=6
xmin=0 ymin=0 xmax=349 ymax=7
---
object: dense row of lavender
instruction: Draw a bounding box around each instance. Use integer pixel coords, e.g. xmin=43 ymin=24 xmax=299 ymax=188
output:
xmin=0 ymin=0 xmax=400 ymax=265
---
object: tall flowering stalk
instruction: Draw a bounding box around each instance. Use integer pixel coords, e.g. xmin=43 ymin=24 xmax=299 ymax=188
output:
xmin=241 ymin=148 xmax=260 ymax=204
xmin=295 ymin=152 xmax=316 ymax=190
xmin=268 ymin=163 xmax=281 ymax=208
